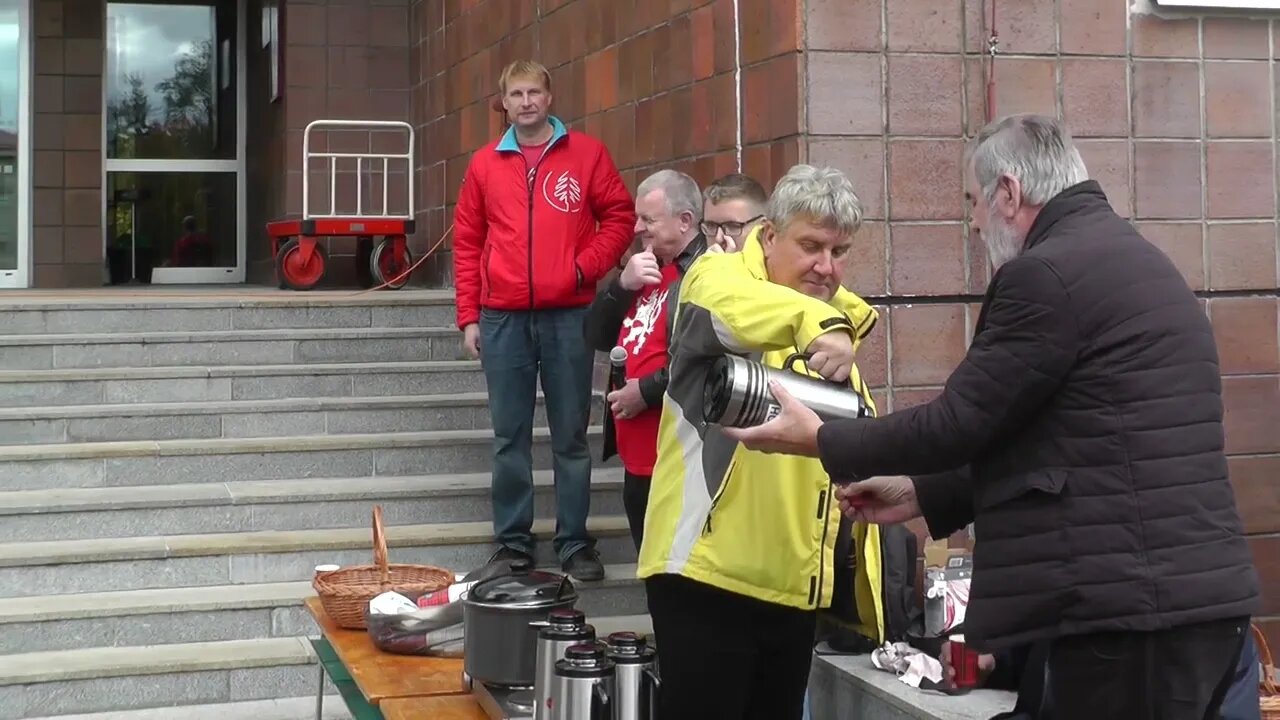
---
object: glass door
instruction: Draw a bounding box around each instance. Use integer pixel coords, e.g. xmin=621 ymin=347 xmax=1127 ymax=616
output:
xmin=104 ymin=0 xmax=244 ymax=284
xmin=0 ymin=0 xmax=28 ymax=289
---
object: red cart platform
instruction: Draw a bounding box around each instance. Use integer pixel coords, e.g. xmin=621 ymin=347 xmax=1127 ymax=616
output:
xmin=267 ymin=120 xmax=417 ymax=291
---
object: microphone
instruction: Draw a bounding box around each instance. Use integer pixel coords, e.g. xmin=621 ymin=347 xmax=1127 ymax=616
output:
xmin=608 ymin=346 xmax=628 ymax=392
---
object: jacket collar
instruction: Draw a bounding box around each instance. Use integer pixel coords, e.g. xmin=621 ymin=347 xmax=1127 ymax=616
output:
xmin=496 ymin=116 xmax=568 ymax=153
xmin=1023 ymin=180 xmax=1108 ymax=251
xmin=674 ymin=233 xmax=708 ymax=273
xmin=737 ymin=226 xmax=877 ymax=331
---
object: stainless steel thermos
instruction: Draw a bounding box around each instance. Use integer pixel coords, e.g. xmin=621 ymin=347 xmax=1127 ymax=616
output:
xmin=603 ymin=632 xmax=658 ymax=720
xmin=533 ymin=609 xmax=596 ymax=720
xmin=703 ymin=352 xmax=872 ymax=428
xmin=553 ymin=642 xmax=615 ymax=720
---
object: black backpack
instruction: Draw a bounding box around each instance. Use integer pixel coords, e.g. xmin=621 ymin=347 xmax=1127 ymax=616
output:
xmin=820 ymin=516 xmax=925 ymax=654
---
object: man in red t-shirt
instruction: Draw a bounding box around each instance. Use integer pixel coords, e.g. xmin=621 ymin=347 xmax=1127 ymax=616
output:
xmin=584 ymin=169 xmax=709 ymax=550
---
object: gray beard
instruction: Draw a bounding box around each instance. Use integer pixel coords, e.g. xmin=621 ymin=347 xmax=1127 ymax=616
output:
xmin=984 ymin=216 xmax=1025 ymax=270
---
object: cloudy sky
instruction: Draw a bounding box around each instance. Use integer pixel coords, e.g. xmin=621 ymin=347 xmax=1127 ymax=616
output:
xmin=107 ymin=3 xmax=216 ymax=123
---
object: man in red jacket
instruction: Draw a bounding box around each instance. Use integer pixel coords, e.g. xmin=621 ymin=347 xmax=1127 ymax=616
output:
xmin=452 ymin=60 xmax=636 ymax=581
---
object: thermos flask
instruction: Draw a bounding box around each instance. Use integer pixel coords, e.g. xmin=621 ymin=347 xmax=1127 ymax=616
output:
xmin=703 ymin=352 xmax=873 ymax=428
xmin=532 ymin=609 xmax=596 ymax=720
xmin=553 ymin=642 xmax=615 ymax=720
xmin=603 ymin=632 xmax=658 ymax=720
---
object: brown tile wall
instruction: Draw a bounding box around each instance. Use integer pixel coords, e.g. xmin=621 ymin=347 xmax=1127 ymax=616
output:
xmin=410 ymin=0 xmax=803 ymax=285
xmin=31 ymin=0 xmax=106 ymax=287
xmin=252 ymin=0 xmax=415 ymax=285
xmin=805 ymin=0 xmax=1280 ymax=648
xmin=245 ymin=0 xmax=288 ymax=284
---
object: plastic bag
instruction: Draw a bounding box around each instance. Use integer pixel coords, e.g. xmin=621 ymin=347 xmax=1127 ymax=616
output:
xmin=366 ymin=598 xmax=465 ymax=657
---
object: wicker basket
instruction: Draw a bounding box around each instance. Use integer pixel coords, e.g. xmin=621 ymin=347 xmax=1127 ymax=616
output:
xmin=1258 ymin=623 xmax=1280 ymax=720
xmin=312 ymin=506 xmax=455 ymax=630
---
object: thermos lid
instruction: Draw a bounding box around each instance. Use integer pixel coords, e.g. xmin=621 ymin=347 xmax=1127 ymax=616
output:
xmin=548 ymin=608 xmax=585 ymax=624
xmin=605 ymin=631 xmax=655 ymax=662
xmin=564 ymin=642 xmax=605 ymax=661
xmin=555 ymin=642 xmax=615 ymax=677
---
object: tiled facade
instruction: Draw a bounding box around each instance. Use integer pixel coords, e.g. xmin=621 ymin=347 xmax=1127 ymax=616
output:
xmin=31 ymin=0 xmax=105 ymax=288
xmin=15 ymin=0 xmax=1280 ymax=647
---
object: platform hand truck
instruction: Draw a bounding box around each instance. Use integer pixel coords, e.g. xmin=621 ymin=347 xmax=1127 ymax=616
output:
xmin=266 ymin=120 xmax=416 ymax=291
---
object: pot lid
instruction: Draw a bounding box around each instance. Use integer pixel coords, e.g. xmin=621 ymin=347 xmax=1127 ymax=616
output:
xmin=467 ymin=569 xmax=577 ymax=609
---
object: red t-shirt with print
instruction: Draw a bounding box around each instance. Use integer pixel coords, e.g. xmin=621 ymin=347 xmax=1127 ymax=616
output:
xmin=613 ymin=263 xmax=680 ymax=476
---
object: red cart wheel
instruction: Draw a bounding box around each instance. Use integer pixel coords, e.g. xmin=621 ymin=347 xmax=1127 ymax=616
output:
xmin=370 ymin=237 xmax=414 ymax=290
xmin=276 ymin=238 xmax=328 ymax=291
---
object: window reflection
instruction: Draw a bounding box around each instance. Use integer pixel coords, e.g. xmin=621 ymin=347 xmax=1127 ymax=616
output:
xmin=106 ymin=2 xmax=236 ymax=160
xmin=0 ymin=0 xmax=19 ymax=273
xmin=106 ymin=171 xmax=236 ymax=283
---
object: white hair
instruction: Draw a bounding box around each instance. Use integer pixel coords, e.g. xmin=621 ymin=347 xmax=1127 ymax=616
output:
xmin=969 ymin=114 xmax=1089 ymax=206
xmin=767 ymin=164 xmax=863 ymax=238
xmin=637 ymin=169 xmax=703 ymax=222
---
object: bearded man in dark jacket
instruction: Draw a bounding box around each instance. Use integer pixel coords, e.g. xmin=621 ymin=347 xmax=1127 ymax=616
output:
xmin=724 ymin=114 xmax=1260 ymax=720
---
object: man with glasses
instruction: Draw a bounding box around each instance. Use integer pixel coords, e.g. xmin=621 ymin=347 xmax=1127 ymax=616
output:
xmin=701 ymin=173 xmax=768 ymax=252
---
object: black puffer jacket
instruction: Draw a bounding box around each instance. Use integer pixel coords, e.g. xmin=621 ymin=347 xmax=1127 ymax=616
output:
xmin=817 ymin=181 xmax=1259 ymax=651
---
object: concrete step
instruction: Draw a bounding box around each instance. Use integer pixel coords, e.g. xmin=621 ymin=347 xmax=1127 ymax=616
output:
xmin=0 ymin=514 xmax=635 ymax=598
xmin=0 ymin=290 xmax=458 ymax=335
xmin=0 ymin=392 xmax=560 ymax=444
xmin=0 ymin=427 xmax=612 ymax=491
xmin=0 ymin=327 xmax=463 ymax=371
xmin=24 ymin=695 xmax=352 ymax=720
xmin=0 ymin=468 xmax=626 ymax=542
xmin=0 ymin=564 xmax=644 ymax=653
xmin=0 ymin=360 xmax=485 ymax=408
xmin=0 ymin=615 xmax=653 ymax=719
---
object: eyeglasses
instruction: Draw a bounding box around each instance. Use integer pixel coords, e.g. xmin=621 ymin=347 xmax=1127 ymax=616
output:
xmin=700 ymin=215 xmax=764 ymax=238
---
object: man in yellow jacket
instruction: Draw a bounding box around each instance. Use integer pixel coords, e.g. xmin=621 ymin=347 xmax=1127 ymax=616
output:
xmin=638 ymin=164 xmax=885 ymax=720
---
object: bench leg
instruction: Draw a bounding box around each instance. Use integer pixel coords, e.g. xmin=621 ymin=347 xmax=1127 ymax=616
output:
xmin=315 ymin=663 xmax=325 ymax=720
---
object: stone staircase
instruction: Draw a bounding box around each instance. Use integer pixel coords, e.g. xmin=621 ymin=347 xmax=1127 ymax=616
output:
xmin=0 ymin=291 xmax=640 ymax=719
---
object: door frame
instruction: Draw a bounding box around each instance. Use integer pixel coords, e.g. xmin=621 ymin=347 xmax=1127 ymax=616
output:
xmin=100 ymin=0 xmax=248 ymax=284
xmin=0 ymin=0 xmax=32 ymax=289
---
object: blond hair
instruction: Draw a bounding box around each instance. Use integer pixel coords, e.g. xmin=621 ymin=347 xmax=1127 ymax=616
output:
xmin=499 ymin=60 xmax=552 ymax=95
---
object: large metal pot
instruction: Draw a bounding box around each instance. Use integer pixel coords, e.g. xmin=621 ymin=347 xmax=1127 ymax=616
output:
xmin=462 ymin=566 xmax=579 ymax=687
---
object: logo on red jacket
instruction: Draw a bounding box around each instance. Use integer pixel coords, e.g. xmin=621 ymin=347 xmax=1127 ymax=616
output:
xmin=542 ymin=170 xmax=584 ymax=214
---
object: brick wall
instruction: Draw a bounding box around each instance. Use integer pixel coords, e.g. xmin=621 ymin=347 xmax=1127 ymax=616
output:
xmin=31 ymin=0 xmax=105 ymax=288
xmin=808 ymin=0 xmax=1279 ymax=647
xmin=412 ymin=0 xmax=1277 ymax=645
xmin=410 ymin=0 xmax=802 ymax=285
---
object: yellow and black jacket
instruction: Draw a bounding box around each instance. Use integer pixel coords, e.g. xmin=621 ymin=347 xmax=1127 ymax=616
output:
xmin=636 ymin=229 xmax=886 ymax=643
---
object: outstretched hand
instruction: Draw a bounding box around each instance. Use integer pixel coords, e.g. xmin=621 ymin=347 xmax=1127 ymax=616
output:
xmin=834 ymin=476 xmax=922 ymax=525
xmin=721 ymin=381 xmax=823 ymax=457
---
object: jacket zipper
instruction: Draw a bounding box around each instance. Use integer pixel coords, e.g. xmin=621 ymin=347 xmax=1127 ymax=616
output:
xmin=811 ymin=487 xmax=832 ymax=607
xmin=525 ymin=161 xmax=536 ymax=308
xmin=701 ymin=458 xmax=737 ymax=536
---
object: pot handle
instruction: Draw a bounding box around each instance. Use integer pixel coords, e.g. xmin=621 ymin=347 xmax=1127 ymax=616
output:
xmin=643 ymin=666 xmax=661 ymax=720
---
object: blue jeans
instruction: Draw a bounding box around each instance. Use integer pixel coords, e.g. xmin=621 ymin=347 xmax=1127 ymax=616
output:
xmin=479 ymin=306 xmax=595 ymax=562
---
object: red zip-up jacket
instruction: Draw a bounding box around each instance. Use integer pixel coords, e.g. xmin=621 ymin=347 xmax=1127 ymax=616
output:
xmin=453 ymin=117 xmax=636 ymax=329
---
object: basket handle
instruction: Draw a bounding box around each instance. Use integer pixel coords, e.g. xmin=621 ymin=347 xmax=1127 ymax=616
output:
xmin=372 ymin=505 xmax=390 ymax=588
xmin=1253 ymin=623 xmax=1277 ymax=695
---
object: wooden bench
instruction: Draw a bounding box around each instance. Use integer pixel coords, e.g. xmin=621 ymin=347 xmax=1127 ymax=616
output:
xmin=305 ymin=596 xmax=486 ymax=719
xmin=381 ymin=696 xmax=488 ymax=720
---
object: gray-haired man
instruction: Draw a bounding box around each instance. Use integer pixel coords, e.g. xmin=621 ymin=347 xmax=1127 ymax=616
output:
xmin=583 ymin=169 xmax=709 ymax=550
xmin=728 ymin=114 xmax=1260 ymax=720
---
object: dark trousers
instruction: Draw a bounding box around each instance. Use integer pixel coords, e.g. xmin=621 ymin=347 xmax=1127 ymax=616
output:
xmin=1046 ymin=616 xmax=1250 ymax=720
xmin=646 ymin=574 xmax=817 ymax=720
xmin=479 ymin=307 xmax=594 ymax=562
xmin=623 ymin=471 xmax=650 ymax=551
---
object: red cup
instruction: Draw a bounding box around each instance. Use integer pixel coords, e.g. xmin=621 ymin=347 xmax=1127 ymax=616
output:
xmin=948 ymin=634 xmax=981 ymax=689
